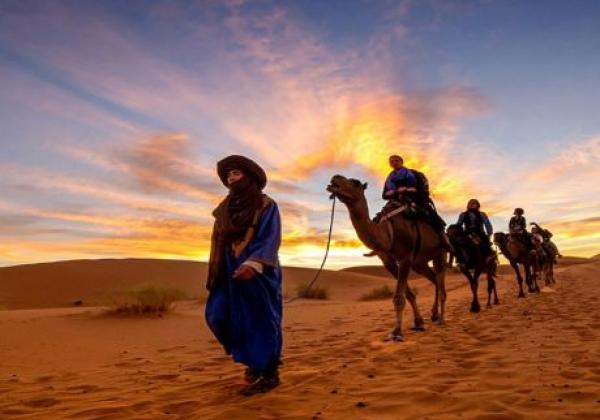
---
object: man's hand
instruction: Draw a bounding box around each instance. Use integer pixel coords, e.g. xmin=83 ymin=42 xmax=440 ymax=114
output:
xmin=233 ymin=265 xmax=257 ymax=281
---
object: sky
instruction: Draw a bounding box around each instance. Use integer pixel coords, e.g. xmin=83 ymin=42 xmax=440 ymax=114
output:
xmin=1 ymin=0 xmax=599 ymax=268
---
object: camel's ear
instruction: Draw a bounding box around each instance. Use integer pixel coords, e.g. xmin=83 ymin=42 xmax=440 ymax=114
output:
xmin=362 ymin=182 xmax=368 ymax=190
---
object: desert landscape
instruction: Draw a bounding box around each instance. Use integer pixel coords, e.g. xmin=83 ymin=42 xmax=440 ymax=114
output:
xmin=1 ymin=257 xmax=599 ymax=419
xmin=3 ymin=1 xmax=600 ymax=419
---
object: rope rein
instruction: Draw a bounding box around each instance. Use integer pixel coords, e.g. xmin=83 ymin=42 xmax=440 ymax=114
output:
xmin=285 ymin=195 xmax=336 ymax=304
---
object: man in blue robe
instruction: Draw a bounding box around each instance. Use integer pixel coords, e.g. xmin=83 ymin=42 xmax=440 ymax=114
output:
xmin=205 ymin=155 xmax=283 ymax=396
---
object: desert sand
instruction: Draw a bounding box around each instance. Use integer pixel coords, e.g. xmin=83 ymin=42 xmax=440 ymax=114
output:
xmin=1 ymin=258 xmax=599 ymax=419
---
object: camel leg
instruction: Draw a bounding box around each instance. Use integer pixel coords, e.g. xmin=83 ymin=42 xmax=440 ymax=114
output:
xmin=406 ymin=287 xmax=425 ymax=331
xmin=493 ymin=282 xmax=500 ymax=304
xmin=486 ymin=270 xmax=496 ymax=308
xmin=544 ymin=258 xmax=555 ymax=287
xmin=390 ymin=258 xmax=411 ymax=342
xmin=486 ymin=257 xmax=499 ymax=306
xmin=524 ymin=263 xmax=532 ymax=294
xmin=433 ymin=255 xmax=447 ymax=324
xmin=486 ymin=271 xmax=492 ymax=308
xmin=532 ymin=260 xmax=541 ymax=293
xmin=541 ymin=260 xmax=548 ymax=287
xmin=470 ymin=268 xmax=481 ymax=313
xmin=489 ymin=266 xmax=499 ymax=306
xmin=412 ymin=264 xmax=440 ymax=322
xmin=380 ymin=255 xmax=424 ymax=331
xmin=511 ymin=261 xmax=525 ymax=298
xmin=526 ymin=253 xmax=539 ymax=293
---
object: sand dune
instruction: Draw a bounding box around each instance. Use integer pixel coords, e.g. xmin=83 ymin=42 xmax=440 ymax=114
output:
xmin=0 ymin=259 xmax=398 ymax=310
xmin=1 ymin=258 xmax=599 ymax=418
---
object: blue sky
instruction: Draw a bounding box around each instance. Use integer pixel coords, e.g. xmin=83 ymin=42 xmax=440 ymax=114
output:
xmin=1 ymin=0 xmax=599 ymax=266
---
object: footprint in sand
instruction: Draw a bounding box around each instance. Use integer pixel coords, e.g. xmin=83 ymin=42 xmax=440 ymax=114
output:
xmin=34 ymin=375 xmax=55 ymax=383
xmin=182 ymin=366 xmax=205 ymax=372
xmin=2 ymin=408 xmax=34 ymax=416
xmin=560 ymin=369 xmax=585 ymax=380
xmin=66 ymin=384 xmax=100 ymax=394
xmin=157 ymin=345 xmax=186 ymax=353
xmin=71 ymin=406 xmax=131 ymax=418
xmin=149 ymin=373 xmax=180 ymax=380
xmin=22 ymin=397 xmax=60 ymax=408
xmin=162 ymin=400 xmax=202 ymax=414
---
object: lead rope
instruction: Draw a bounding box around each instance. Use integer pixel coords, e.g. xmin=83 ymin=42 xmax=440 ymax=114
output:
xmin=285 ymin=195 xmax=336 ymax=304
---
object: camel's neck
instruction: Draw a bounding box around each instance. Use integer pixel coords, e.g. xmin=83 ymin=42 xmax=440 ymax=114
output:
xmin=345 ymin=197 xmax=387 ymax=251
xmin=497 ymin=237 xmax=510 ymax=258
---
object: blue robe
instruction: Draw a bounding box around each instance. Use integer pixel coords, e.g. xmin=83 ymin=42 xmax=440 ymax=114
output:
xmin=205 ymin=201 xmax=282 ymax=371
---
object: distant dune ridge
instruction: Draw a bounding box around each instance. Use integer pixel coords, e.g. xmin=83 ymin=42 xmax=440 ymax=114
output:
xmin=0 ymin=258 xmax=396 ymax=310
xmin=0 ymin=256 xmax=599 ymax=418
xmin=0 ymin=256 xmax=594 ymax=310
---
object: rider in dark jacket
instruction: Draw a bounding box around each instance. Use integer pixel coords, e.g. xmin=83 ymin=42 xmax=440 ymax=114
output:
xmin=509 ymin=208 xmax=526 ymax=234
xmin=509 ymin=207 xmax=530 ymax=247
xmin=456 ymin=199 xmax=494 ymax=256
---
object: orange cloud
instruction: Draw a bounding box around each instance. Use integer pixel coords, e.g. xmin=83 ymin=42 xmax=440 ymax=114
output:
xmin=276 ymin=90 xmax=490 ymax=211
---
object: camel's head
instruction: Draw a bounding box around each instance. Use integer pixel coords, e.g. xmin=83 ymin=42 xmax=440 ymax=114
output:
xmin=326 ymin=175 xmax=368 ymax=204
xmin=493 ymin=232 xmax=507 ymax=245
xmin=446 ymin=224 xmax=463 ymax=241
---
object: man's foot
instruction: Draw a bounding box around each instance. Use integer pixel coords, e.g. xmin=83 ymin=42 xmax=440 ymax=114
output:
xmin=244 ymin=368 xmax=260 ymax=384
xmin=239 ymin=373 xmax=280 ymax=396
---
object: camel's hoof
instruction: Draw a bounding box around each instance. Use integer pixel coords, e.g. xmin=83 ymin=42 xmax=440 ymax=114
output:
xmin=431 ymin=313 xmax=440 ymax=322
xmin=494 ymin=298 xmax=500 ymax=305
xmin=518 ymin=293 xmax=525 ymax=298
xmin=386 ymin=333 xmax=404 ymax=342
xmin=410 ymin=325 xmax=426 ymax=332
xmin=470 ymin=304 xmax=481 ymax=313
xmin=486 ymin=303 xmax=492 ymax=309
xmin=435 ymin=319 xmax=445 ymax=326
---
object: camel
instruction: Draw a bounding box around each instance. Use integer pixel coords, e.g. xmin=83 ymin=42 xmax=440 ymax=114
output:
xmin=327 ymin=175 xmax=447 ymax=342
xmin=493 ymin=232 xmax=539 ymax=297
xmin=447 ymin=224 xmax=499 ymax=312
xmin=532 ymin=241 xmax=557 ymax=288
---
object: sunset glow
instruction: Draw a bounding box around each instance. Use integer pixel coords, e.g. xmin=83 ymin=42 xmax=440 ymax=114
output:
xmin=1 ymin=0 xmax=599 ymax=267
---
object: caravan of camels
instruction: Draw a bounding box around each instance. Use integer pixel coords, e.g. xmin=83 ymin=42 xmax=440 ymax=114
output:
xmin=206 ymin=153 xmax=563 ymax=395
xmin=326 ymin=155 xmax=559 ymax=341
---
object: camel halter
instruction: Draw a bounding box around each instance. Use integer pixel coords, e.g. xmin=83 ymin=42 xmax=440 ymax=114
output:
xmin=285 ymin=194 xmax=336 ymax=304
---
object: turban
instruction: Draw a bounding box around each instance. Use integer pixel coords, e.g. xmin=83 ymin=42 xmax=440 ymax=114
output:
xmin=217 ymin=155 xmax=267 ymax=190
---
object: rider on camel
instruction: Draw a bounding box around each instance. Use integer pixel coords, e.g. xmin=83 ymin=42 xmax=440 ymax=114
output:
xmin=509 ymin=207 xmax=530 ymax=247
xmin=530 ymin=222 xmax=561 ymax=263
xmin=456 ymin=199 xmax=494 ymax=257
xmin=380 ymin=154 xmax=451 ymax=250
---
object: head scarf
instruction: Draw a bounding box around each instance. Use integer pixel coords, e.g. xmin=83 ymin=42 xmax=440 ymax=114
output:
xmin=217 ymin=155 xmax=267 ymax=190
xmin=206 ymin=156 xmax=267 ymax=290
